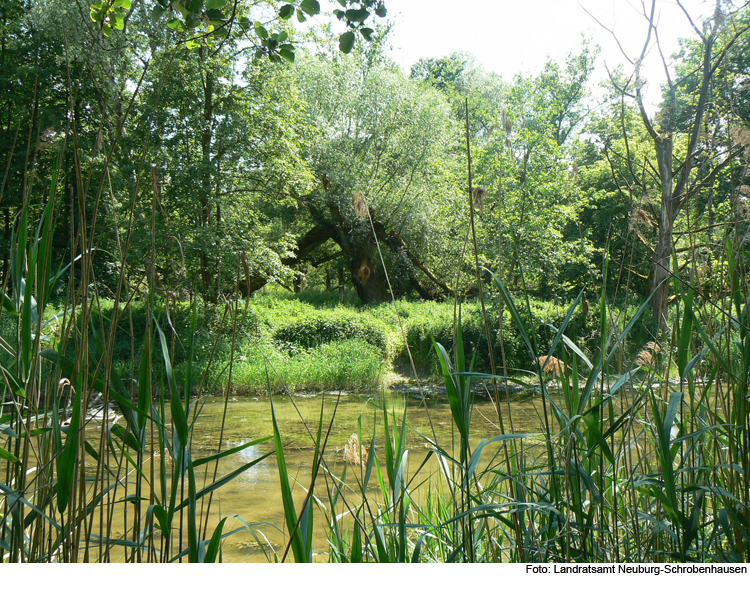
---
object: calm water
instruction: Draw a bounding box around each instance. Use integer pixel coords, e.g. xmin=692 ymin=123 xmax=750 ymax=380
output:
xmin=183 ymin=389 xmax=547 ymax=562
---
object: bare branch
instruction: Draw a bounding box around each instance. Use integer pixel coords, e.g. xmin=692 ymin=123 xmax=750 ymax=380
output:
xmin=604 ymin=62 xmax=636 ymax=98
xmin=579 ymin=3 xmax=634 ymax=65
xmin=676 ymin=0 xmax=707 ymax=42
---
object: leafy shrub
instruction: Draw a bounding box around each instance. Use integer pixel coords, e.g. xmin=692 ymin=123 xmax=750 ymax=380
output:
xmin=273 ymin=309 xmax=389 ymax=356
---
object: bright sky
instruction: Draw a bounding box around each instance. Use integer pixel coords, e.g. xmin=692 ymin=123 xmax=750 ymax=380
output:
xmin=385 ymin=0 xmax=720 ymax=107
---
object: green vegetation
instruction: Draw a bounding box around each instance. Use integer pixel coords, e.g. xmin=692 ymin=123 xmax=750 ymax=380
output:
xmin=1 ymin=0 xmax=750 ymax=565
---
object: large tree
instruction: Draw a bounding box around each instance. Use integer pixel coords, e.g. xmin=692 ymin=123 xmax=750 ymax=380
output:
xmin=596 ymin=0 xmax=750 ymax=329
xmin=125 ymin=43 xmax=313 ymax=299
xmin=283 ymin=53 xmax=463 ymax=302
xmin=413 ymin=48 xmax=597 ymax=296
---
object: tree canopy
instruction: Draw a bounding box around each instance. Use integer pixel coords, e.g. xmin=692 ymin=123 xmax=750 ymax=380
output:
xmin=1 ymin=0 xmax=748 ymax=326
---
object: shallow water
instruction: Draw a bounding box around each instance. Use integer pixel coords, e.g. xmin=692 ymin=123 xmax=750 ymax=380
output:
xmin=1 ymin=387 xmax=548 ymax=562
xmin=181 ymin=389 xmax=547 ymax=562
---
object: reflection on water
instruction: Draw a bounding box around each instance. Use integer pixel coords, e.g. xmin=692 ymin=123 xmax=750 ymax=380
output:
xmin=186 ymin=389 xmax=546 ymax=562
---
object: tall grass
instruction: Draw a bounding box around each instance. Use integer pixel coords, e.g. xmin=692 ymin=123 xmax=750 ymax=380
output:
xmin=2 ymin=65 xmax=747 ymax=567
xmin=262 ymin=140 xmax=749 ymax=563
xmin=0 ymin=154 xmax=274 ymax=562
xmin=264 ymin=230 xmax=748 ymax=562
xmin=4 ymin=167 xmax=747 ymax=565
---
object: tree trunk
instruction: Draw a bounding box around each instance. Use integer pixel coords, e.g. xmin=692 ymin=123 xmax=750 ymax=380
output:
xmin=238 ymin=190 xmax=450 ymax=302
xmin=651 ymin=135 xmax=675 ymax=331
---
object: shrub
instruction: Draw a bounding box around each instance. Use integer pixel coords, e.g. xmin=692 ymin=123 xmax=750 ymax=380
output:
xmin=272 ymin=309 xmax=389 ymax=356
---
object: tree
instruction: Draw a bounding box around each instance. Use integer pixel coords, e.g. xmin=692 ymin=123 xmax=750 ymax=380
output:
xmin=275 ymin=52 xmax=463 ymax=303
xmin=594 ymin=0 xmax=750 ymax=329
xmin=115 ymin=36 xmax=314 ymax=299
xmin=0 ymin=0 xmax=139 ymax=288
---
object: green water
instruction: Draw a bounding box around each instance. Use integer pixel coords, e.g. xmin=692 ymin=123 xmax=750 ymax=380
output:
xmin=184 ymin=389 xmax=546 ymax=562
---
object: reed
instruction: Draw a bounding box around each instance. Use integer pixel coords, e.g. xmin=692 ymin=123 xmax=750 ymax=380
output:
xmin=0 ymin=139 xmax=275 ymax=562
xmin=263 ymin=158 xmax=750 ymax=563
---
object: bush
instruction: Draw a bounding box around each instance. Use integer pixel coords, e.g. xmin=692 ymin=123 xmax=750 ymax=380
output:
xmin=272 ymin=309 xmax=389 ymax=356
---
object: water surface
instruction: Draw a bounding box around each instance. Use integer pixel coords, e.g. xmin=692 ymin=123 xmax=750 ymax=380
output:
xmin=186 ymin=389 xmax=546 ymax=562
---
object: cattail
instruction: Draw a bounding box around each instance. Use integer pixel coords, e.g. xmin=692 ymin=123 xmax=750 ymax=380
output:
xmin=473 ymin=186 xmax=487 ymax=212
xmin=636 ymin=349 xmax=654 ymax=369
xmin=502 ymin=109 xmax=512 ymax=136
xmin=353 ymin=191 xmax=369 ymax=218
xmin=629 ymin=208 xmax=653 ymax=231
xmin=343 ymin=433 xmax=368 ymax=466
xmin=536 ymin=355 xmax=567 ymax=378
xmin=640 ymin=191 xmax=656 ymax=206
xmin=636 ymin=341 xmax=662 ymax=369
xmin=502 ymin=109 xmax=512 ymax=148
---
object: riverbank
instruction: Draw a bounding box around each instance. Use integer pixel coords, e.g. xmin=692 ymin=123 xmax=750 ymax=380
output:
xmin=8 ymin=288 xmax=658 ymax=396
xmin=102 ymin=289 xmax=598 ymax=395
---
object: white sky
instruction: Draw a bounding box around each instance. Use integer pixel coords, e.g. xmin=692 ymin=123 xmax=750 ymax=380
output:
xmin=384 ymin=0 xmax=721 ymax=107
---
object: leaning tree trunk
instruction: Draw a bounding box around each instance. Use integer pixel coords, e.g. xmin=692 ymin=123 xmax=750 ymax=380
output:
xmin=237 ymin=189 xmax=451 ymax=302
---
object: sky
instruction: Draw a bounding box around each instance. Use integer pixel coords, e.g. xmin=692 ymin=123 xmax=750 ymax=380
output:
xmin=383 ymin=0 xmax=720 ymax=108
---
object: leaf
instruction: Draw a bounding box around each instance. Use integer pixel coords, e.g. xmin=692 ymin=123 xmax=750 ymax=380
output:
xmin=375 ymin=4 xmax=387 ymax=18
xmin=0 ymin=447 xmax=19 ymax=463
xmin=278 ymin=47 xmax=295 ymax=62
xmin=190 ymin=436 xmax=272 ymax=468
xmin=345 ymin=9 xmax=369 ymax=23
xmin=203 ymin=517 xmax=228 ymax=563
xmin=167 ymin=18 xmax=186 ymax=32
xmin=57 ymin=387 xmax=82 ymax=513
xmin=339 ymin=31 xmax=355 ymax=54
xmin=279 ymin=4 xmax=294 ymax=19
xmin=270 ymin=398 xmax=307 ymax=562
xmin=0 ymin=423 xmax=18 ymax=438
xmin=465 ymin=433 xmax=530 ymax=484
xmin=110 ymin=423 xmax=142 ymax=453
xmin=254 ymin=22 xmax=268 ymax=39
xmin=663 ymin=391 xmax=682 ymax=445
xmin=360 ymin=27 xmax=374 ymax=41
xmin=300 ymin=0 xmax=320 ymax=16
xmin=154 ymin=318 xmax=187 ymax=447
xmin=0 ymin=482 xmax=62 ymax=532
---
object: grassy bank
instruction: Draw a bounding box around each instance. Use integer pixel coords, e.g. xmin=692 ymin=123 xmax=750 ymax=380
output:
xmin=68 ymin=288 xmax=604 ymax=394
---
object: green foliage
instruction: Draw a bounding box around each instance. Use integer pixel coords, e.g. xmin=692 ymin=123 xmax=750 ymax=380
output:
xmin=89 ymin=0 xmax=387 ymax=58
xmin=4 ymin=0 xmax=750 ymax=565
xmin=273 ymin=310 xmax=389 ymax=355
xmin=0 ymin=190 xmax=273 ymax=563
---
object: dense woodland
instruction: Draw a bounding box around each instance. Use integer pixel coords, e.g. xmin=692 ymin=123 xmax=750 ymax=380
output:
xmin=2 ymin=0 xmax=746 ymax=317
xmin=1 ymin=0 xmax=750 ymax=564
